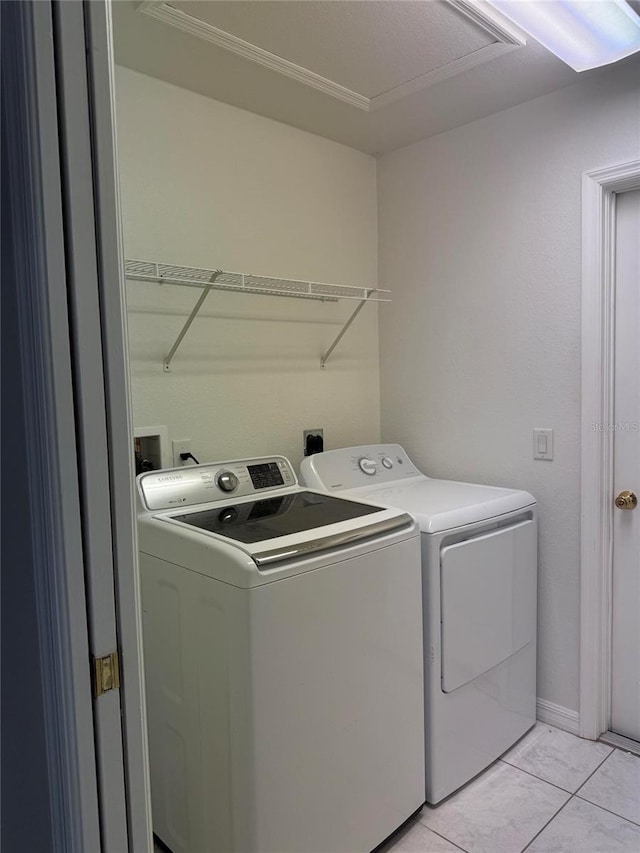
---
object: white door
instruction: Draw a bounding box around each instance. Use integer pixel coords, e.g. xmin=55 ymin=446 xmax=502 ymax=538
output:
xmin=611 ymin=188 xmax=640 ymax=742
xmin=6 ymin=1 xmax=153 ymax=847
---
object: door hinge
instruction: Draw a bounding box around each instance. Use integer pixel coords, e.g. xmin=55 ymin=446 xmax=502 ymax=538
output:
xmin=92 ymin=650 xmax=121 ymax=698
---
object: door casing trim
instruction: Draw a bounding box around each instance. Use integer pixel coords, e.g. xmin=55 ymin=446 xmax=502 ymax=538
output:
xmin=580 ymin=159 xmax=640 ymax=739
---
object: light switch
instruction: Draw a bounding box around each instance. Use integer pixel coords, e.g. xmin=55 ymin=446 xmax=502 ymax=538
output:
xmin=533 ymin=428 xmax=553 ymax=460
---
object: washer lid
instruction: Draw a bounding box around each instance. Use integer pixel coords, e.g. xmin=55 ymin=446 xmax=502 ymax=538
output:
xmin=170 ymin=490 xmax=381 ymax=544
xmin=346 ymin=478 xmax=535 ymax=533
xmin=141 ymin=493 xmax=416 ymax=582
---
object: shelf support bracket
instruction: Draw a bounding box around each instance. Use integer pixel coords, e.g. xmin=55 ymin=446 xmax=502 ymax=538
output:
xmin=163 ymin=270 xmax=221 ymax=371
xmin=320 ymin=290 xmax=373 ymax=369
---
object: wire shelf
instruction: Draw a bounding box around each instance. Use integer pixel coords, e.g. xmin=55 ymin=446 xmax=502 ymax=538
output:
xmin=124 ymin=258 xmax=389 ymax=370
xmin=124 ymin=259 xmax=390 ymax=303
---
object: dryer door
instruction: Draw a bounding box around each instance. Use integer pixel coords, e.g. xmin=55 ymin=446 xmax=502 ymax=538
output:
xmin=440 ymin=519 xmax=536 ymax=693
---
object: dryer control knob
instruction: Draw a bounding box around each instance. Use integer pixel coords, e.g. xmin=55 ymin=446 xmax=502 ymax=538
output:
xmin=358 ymin=457 xmax=377 ymax=476
xmin=216 ymin=470 xmax=239 ymax=492
xmin=381 ymin=457 xmax=393 ymax=469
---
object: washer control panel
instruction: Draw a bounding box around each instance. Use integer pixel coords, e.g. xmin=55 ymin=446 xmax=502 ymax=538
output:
xmin=138 ymin=456 xmax=296 ymax=510
xmin=300 ymin=444 xmax=421 ymax=492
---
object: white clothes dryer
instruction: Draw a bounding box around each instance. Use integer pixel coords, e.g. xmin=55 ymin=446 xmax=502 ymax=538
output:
xmin=300 ymin=444 xmax=537 ymax=804
xmin=137 ymin=455 xmax=425 ymax=853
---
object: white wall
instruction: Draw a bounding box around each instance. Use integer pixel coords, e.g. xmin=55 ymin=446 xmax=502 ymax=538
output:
xmin=377 ymin=64 xmax=640 ymax=714
xmin=116 ymin=67 xmax=379 ymax=471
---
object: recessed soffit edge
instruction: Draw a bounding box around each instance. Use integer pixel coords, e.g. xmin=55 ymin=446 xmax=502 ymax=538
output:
xmin=138 ymin=0 xmax=527 ymax=112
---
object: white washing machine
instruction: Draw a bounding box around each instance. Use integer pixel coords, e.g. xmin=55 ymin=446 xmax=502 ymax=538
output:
xmin=136 ymin=455 xmax=425 ymax=853
xmin=301 ymin=444 xmax=537 ymax=804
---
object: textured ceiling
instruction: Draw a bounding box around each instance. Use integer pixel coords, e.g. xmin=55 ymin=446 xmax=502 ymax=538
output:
xmin=112 ymin=0 xmax=638 ymax=154
xmin=175 ymin=0 xmax=495 ymax=98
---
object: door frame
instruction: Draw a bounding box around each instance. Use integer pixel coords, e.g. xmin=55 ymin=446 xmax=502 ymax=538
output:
xmin=83 ymin=3 xmax=154 ymax=847
xmin=580 ymin=159 xmax=640 ymax=739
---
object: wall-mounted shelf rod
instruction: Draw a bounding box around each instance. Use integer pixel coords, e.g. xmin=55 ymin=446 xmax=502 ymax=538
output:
xmin=163 ymin=270 xmax=221 ymax=372
xmin=320 ymin=292 xmax=373 ymax=369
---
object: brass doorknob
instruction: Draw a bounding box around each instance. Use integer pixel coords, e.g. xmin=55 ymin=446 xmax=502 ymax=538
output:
xmin=614 ymin=490 xmax=638 ymax=510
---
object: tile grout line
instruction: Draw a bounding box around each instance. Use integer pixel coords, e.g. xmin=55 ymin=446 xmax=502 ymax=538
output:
xmin=418 ymin=762 xmax=569 ymax=853
xmin=574 ymin=793 xmax=640 ymax=828
xmin=416 ymin=741 xmax=634 ymax=853
xmin=519 ymin=796 xmax=574 ymax=853
xmin=573 ymin=748 xmax=616 ymax=796
xmin=577 ymin=742 xmax=640 ymax=826
xmin=499 ymin=758 xmax=581 ymax=795
xmin=519 ymin=750 xmax=626 ymax=853
xmin=415 ymin=808 xmax=471 ymax=852
xmin=418 ymin=821 xmax=470 ymax=853
xmin=499 ymin=737 xmax=614 ymax=795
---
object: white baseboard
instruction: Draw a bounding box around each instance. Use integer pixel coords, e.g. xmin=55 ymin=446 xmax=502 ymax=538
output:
xmin=536 ymin=698 xmax=580 ymax=735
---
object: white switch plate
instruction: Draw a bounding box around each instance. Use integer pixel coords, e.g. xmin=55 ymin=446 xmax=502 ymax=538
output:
xmin=533 ymin=428 xmax=553 ymax=461
xmin=172 ymin=438 xmax=192 ymax=467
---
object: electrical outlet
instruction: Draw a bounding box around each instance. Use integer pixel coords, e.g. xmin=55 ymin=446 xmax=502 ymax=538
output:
xmin=172 ymin=438 xmax=192 ymax=467
xmin=303 ymin=429 xmax=324 ymax=457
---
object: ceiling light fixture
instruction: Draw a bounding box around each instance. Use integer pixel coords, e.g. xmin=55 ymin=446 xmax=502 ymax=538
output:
xmin=485 ymin=0 xmax=640 ymax=71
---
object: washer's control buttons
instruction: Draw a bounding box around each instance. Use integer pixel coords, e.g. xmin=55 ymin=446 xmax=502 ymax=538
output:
xmin=358 ymin=457 xmax=377 ymax=476
xmin=216 ymin=470 xmax=239 ymax=492
xmin=381 ymin=457 xmax=393 ymax=469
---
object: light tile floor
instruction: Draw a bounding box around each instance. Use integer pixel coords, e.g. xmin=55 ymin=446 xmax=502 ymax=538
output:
xmin=382 ymin=723 xmax=640 ymax=853
xmin=153 ymin=723 xmax=640 ymax=853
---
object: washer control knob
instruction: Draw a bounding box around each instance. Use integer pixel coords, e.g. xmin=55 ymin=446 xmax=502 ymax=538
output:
xmin=216 ymin=470 xmax=239 ymax=492
xmin=358 ymin=457 xmax=377 ymax=476
xmin=219 ymin=507 xmax=238 ymax=524
xmin=381 ymin=457 xmax=393 ymax=469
